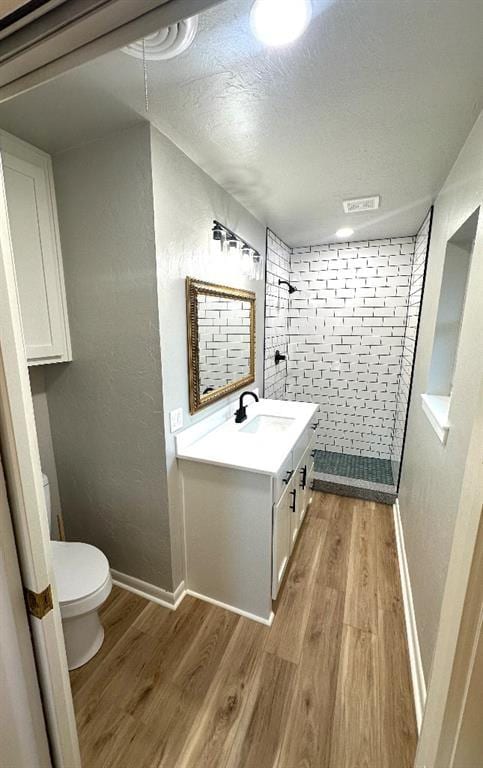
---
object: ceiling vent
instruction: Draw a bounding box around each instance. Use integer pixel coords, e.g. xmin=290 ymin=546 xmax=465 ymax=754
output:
xmin=122 ymin=16 xmax=198 ymax=61
xmin=343 ymin=195 xmax=380 ymax=214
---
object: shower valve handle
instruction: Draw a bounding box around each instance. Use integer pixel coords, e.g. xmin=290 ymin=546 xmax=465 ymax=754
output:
xmin=275 ymin=350 xmax=286 ymax=365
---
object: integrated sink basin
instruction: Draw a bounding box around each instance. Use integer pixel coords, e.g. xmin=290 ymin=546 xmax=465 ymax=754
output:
xmin=240 ymin=414 xmax=296 ymax=435
xmin=176 ymin=396 xmax=318 ymax=476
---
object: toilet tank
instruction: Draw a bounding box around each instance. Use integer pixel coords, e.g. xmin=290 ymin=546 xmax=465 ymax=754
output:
xmin=41 ymin=473 xmax=52 ymax=533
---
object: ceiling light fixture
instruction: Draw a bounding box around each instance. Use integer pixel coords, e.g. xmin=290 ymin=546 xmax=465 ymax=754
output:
xmin=336 ymin=227 xmax=354 ymax=239
xmin=250 ymin=0 xmax=312 ymax=47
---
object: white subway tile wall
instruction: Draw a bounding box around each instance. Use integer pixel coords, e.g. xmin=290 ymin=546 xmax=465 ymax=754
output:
xmin=287 ymin=237 xmax=416 ymax=459
xmin=390 ymin=210 xmax=431 ymax=479
xmin=264 ymin=224 xmax=430 ymax=466
xmin=264 ymin=231 xmax=291 ymax=399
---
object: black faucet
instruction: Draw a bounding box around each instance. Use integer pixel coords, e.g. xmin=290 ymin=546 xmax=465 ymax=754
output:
xmin=235 ymin=391 xmax=259 ymax=423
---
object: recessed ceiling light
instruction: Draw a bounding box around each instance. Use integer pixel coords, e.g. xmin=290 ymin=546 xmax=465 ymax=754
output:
xmin=250 ymin=0 xmax=312 ymax=47
xmin=336 ymin=227 xmax=354 ymax=239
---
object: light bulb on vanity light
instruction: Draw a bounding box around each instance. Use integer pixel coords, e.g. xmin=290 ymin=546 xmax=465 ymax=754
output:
xmin=227 ymin=234 xmax=239 ymax=251
xmin=241 ymin=245 xmax=252 ymax=276
xmin=335 ymin=227 xmax=354 ymax=239
xmin=253 ymin=253 xmax=263 ymax=280
xmin=250 ymin=0 xmax=312 ymax=47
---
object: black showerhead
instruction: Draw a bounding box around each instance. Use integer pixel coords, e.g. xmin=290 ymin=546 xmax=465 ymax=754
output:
xmin=278 ymin=279 xmax=297 ymax=294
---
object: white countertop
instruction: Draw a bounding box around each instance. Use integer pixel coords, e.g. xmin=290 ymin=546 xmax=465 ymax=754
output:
xmin=176 ymin=397 xmax=319 ymax=475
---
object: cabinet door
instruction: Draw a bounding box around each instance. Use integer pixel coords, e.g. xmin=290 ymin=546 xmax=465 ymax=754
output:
xmin=289 ymin=481 xmax=299 ymax=552
xmin=297 ymin=459 xmax=308 ymax=524
xmin=272 ymin=476 xmax=292 ymax=599
xmin=298 ymin=443 xmax=316 ymax=520
xmin=306 ymin=457 xmax=315 ymax=508
xmin=0 ymin=133 xmax=71 ymax=364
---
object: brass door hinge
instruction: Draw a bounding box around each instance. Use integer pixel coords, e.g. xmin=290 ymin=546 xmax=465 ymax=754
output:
xmin=25 ymin=584 xmax=53 ymax=619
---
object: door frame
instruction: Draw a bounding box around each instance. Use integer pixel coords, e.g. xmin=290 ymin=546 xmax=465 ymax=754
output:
xmin=0 ymin=451 xmax=52 ymax=767
xmin=415 ymin=383 xmax=483 ymax=767
xmin=0 ymin=153 xmax=80 ymax=766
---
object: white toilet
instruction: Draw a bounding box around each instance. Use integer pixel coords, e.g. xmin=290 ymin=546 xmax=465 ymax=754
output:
xmin=42 ymin=473 xmax=112 ymax=670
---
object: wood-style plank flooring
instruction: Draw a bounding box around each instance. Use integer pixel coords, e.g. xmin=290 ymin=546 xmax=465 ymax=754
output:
xmin=70 ymin=492 xmax=417 ymax=768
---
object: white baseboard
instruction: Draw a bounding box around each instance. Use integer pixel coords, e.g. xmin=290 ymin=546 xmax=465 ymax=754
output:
xmin=111 ymin=568 xmax=185 ymax=611
xmin=111 ymin=571 xmax=274 ymax=626
xmin=172 ymin=580 xmax=187 ymax=609
xmin=185 ymin=589 xmax=274 ymax=626
xmin=393 ymin=500 xmax=427 ymax=732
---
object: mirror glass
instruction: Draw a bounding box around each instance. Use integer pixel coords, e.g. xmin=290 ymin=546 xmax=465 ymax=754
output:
xmin=187 ymin=278 xmax=256 ymax=413
xmin=198 ymin=294 xmax=251 ymax=394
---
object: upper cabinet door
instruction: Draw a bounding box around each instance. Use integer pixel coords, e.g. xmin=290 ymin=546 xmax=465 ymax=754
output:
xmin=0 ymin=131 xmax=71 ymax=365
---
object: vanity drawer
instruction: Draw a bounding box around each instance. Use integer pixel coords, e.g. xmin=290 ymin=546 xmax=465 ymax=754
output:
xmin=273 ymin=453 xmax=294 ymax=504
xmin=292 ymin=414 xmax=318 ymax=467
xmin=292 ymin=428 xmax=310 ymax=468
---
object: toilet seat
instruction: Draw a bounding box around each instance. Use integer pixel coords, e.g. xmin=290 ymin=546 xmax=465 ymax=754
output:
xmin=51 ymin=541 xmax=112 ymax=619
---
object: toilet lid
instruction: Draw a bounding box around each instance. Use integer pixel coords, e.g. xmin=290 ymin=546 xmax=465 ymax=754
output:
xmin=51 ymin=541 xmax=110 ymax=604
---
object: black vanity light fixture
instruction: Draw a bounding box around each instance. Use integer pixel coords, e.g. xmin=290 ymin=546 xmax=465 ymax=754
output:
xmin=212 ymin=222 xmax=224 ymax=242
xmin=211 ymin=220 xmax=263 ymax=280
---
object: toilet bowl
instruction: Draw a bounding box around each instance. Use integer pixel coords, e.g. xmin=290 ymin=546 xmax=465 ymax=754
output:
xmin=42 ymin=473 xmax=112 ymax=670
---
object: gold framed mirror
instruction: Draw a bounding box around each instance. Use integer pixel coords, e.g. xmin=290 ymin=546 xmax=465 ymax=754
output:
xmin=186 ymin=277 xmax=256 ymax=414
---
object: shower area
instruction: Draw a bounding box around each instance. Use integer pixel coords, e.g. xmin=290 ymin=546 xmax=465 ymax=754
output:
xmin=264 ymin=212 xmax=432 ymax=503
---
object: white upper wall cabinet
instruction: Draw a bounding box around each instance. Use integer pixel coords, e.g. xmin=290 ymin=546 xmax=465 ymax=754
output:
xmin=0 ymin=130 xmax=71 ymax=365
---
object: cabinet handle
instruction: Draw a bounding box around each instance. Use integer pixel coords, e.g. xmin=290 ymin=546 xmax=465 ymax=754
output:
xmin=300 ymin=465 xmax=307 ymax=489
xmin=282 ymin=470 xmax=294 ymax=484
xmin=290 ymin=489 xmax=297 ymax=513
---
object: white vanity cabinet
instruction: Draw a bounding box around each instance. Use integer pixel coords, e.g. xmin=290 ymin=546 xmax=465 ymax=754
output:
xmin=272 ymin=431 xmax=316 ymax=598
xmin=178 ymin=398 xmax=318 ymax=624
xmin=0 ymin=130 xmax=71 ymax=365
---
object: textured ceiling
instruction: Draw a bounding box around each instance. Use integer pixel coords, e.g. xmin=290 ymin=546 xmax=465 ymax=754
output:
xmin=0 ymin=0 xmax=482 ymax=244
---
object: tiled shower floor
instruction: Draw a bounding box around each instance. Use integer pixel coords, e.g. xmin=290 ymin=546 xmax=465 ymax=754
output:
xmin=314 ymin=450 xmax=394 ymax=485
xmin=313 ymin=450 xmax=397 ymax=504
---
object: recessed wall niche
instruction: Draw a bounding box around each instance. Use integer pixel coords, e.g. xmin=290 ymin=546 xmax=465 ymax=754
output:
xmin=428 ymin=207 xmax=480 ymax=398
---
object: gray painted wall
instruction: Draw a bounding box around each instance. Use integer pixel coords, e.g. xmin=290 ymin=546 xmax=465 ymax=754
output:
xmin=399 ymin=113 xmax=483 ymax=679
xmin=150 ymin=125 xmax=266 ymax=588
xmin=46 ymin=123 xmax=172 ymax=589
xmin=29 ymin=367 xmax=63 ymax=539
xmin=41 ymin=121 xmax=266 ymax=594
